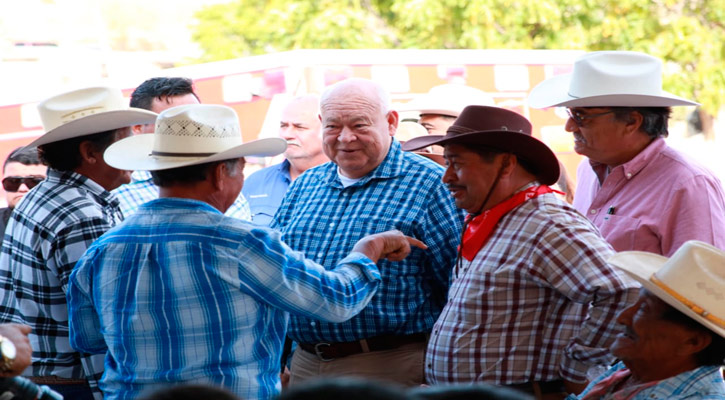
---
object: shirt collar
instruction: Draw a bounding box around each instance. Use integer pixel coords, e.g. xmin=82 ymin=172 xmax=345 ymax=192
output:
xmin=48 ymin=168 xmax=120 ymax=208
xmin=321 ymin=139 xmax=402 ymax=189
xmin=589 ymin=137 xmax=666 ymax=182
xmin=276 ymin=159 xmax=292 ymax=182
xmin=131 ymin=170 xmax=152 ymax=183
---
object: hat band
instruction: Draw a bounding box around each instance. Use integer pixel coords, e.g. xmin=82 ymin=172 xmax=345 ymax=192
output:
xmin=650 ymin=275 xmax=725 ymax=328
xmin=151 ymin=151 xmax=216 ymax=157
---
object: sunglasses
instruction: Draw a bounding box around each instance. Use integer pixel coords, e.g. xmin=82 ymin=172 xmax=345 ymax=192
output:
xmin=566 ymin=109 xmax=616 ymax=127
xmin=2 ymin=176 xmax=44 ymax=192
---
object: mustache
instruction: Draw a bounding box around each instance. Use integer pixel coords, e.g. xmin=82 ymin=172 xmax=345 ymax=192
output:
xmin=285 ymin=140 xmax=301 ymax=147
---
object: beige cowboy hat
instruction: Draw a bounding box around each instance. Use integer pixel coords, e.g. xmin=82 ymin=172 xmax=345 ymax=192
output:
xmin=402 ymin=105 xmax=560 ymax=185
xmin=27 ymin=86 xmax=158 ymax=148
xmin=528 ymin=51 xmax=699 ymax=108
xmin=398 ymin=84 xmax=495 ymax=117
xmin=608 ymin=240 xmax=725 ymax=339
xmin=395 ymin=121 xmax=445 ymax=165
xmin=104 ymin=104 xmax=286 ymax=171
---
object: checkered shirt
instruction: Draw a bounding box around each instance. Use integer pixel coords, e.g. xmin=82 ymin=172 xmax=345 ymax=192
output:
xmin=425 ymin=186 xmax=641 ymax=385
xmin=272 ymin=140 xmax=464 ymax=343
xmin=568 ymin=361 xmax=725 ymax=399
xmin=68 ymin=198 xmax=381 ymax=400
xmin=114 ymin=170 xmax=251 ymax=220
xmin=0 ymin=169 xmax=123 ymax=399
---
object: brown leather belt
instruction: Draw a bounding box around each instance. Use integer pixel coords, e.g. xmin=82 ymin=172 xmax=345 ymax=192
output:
xmin=299 ymin=332 xmax=428 ymax=361
xmin=506 ymin=379 xmax=566 ymax=396
xmin=28 ymin=375 xmax=88 ymax=385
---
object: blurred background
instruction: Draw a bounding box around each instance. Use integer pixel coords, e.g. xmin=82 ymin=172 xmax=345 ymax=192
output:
xmin=1 ymin=0 xmax=723 ymax=205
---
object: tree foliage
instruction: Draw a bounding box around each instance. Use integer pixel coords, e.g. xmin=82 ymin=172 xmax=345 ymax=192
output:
xmin=192 ymin=0 xmax=725 ymax=114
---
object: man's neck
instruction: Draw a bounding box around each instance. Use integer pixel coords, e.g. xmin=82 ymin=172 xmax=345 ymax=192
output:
xmin=288 ymin=154 xmax=328 ymax=181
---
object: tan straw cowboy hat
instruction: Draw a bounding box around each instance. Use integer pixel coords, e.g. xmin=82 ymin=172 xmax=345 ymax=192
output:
xmin=104 ymin=104 xmax=286 ymax=171
xmin=609 ymin=240 xmax=725 ymax=339
xmin=402 ymin=105 xmax=560 ymax=185
xmin=398 ymin=84 xmax=495 ymax=117
xmin=28 ymin=86 xmax=157 ymax=148
xmin=528 ymin=51 xmax=699 ymax=108
xmin=395 ymin=121 xmax=445 ymax=165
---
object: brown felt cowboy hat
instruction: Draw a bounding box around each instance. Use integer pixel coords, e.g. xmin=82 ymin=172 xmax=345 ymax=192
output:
xmin=402 ymin=105 xmax=560 ymax=185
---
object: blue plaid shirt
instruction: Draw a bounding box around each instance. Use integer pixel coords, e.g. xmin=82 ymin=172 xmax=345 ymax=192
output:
xmin=569 ymin=361 xmax=725 ymax=399
xmin=114 ymin=170 xmax=252 ymax=220
xmin=67 ymin=198 xmax=381 ymax=400
xmin=273 ymin=140 xmax=464 ymax=343
xmin=0 ymin=169 xmax=121 ymax=400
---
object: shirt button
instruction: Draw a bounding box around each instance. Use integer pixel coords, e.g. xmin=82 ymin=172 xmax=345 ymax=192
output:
xmin=590 ymin=209 xmax=597 ymax=215
xmin=329 ymin=223 xmax=335 ymax=227
xmin=317 ymin=253 xmax=324 ymax=258
xmin=310 ymin=321 xmax=316 ymax=327
xmin=626 ymin=172 xmax=632 ymax=178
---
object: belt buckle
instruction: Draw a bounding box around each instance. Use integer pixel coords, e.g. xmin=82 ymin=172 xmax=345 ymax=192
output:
xmin=314 ymin=342 xmax=335 ymax=362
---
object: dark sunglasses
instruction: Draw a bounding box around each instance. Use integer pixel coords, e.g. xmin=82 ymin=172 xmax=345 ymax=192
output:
xmin=2 ymin=176 xmax=44 ymax=192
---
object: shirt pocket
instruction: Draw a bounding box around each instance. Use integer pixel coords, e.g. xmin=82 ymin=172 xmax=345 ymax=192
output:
xmin=598 ymin=214 xmax=640 ymax=252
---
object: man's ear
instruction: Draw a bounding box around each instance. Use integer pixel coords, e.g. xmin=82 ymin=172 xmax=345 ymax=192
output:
xmin=624 ymin=111 xmax=645 ymax=135
xmin=78 ymin=140 xmax=98 ymax=165
xmin=387 ymin=110 xmax=399 ymax=137
xmin=209 ymin=162 xmax=226 ymax=191
xmin=131 ymin=124 xmax=144 ymax=134
xmin=677 ymin=329 xmax=713 ymax=358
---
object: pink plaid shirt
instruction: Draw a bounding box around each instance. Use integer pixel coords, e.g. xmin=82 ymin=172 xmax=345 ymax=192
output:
xmin=425 ymin=187 xmax=640 ymax=385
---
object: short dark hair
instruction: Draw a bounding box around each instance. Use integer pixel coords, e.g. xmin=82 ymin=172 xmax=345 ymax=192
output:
xmin=138 ymin=384 xmax=240 ymax=400
xmin=611 ymin=107 xmax=671 ymax=139
xmin=38 ymin=128 xmax=123 ymax=171
xmin=465 ymin=144 xmax=538 ymax=178
xmin=661 ymin=304 xmax=725 ymax=366
xmin=151 ymin=158 xmax=241 ymax=187
xmin=276 ymin=377 xmax=407 ymax=400
xmin=4 ymin=146 xmax=42 ymax=172
xmin=131 ymin=77 xmax=199 ymax=111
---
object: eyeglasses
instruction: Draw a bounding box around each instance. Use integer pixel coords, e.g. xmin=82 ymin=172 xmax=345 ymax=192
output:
xmin=2 ymin=176 xmax=44 ymax=192
xmin=566 ymin=109 xmax=616 ymax=127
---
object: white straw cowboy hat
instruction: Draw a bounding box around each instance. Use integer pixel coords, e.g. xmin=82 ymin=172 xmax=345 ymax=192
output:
xmin=528 ymin=51 xmax=699 ymax=108
xmin=104 ymin=104 xmax=286 ymax=171
xmin=608 ymin=240 xmax=725 ymax=339
xmin=398 ymin=84 xmax=495 ymax=117
xmin=27 ymin=86 xmax=157 ymax=148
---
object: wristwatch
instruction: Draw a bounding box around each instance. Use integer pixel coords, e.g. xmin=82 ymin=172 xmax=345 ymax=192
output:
xmin=0 ymin=335 xmax=16 ymax=373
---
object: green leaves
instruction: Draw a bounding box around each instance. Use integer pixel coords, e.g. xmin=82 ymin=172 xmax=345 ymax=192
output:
xmin=191 ymin=0 xmax=725 ymax=114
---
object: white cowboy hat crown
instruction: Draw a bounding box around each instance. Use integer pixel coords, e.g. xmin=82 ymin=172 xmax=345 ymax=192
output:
xmin=608 ymin=240 xmax=725 ymax=339
xmin=104 ymin=104 xmax=286 ymax=171
xmin=28 ymin=86 xmax=158 ymax=148
xmin=398 ymin=84 xmax=495 ymax=117
xmin=528 ymin=51 xmax=699 ymax=108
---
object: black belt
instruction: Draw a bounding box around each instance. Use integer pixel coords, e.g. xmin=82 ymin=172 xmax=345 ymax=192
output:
xmin=506 ymin=379 xmax=566 ymax=395
xmin=299 ymin=332 xmax=428 ymax=361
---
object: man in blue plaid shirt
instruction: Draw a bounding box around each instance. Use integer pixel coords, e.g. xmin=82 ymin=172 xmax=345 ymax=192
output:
xmin=67 ymin=104 xmax=425 ymax=400
xmin=273 ymin=78 xmax=463 ymax=386
xmin=0 ymin=86 xmax=157 ymax=400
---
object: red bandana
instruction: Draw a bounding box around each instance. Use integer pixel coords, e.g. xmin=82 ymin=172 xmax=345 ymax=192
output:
xmin=460 ymin=185 xmax=561 ymax=261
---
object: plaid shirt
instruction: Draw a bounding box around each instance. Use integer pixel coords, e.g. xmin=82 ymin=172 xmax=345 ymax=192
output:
xmin=426 ymin=185 xmax=640 ymax=385
xmin=0 ymin=169 xmax=122 ymax=399
xmin=273 ymin=140 xmax=464 ymax=343
xmin=67 ymin=198 xmax=381 ymax=400
xmin=568 ymin=361 xmax=725 ymax=399
xmin=114 ymin=170 xmax=252 ymax=220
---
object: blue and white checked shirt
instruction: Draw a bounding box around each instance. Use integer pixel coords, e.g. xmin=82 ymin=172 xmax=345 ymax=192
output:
xmin=0 ymin=169 xmax=121 ymax=400
xmin=272 ymin=140 xmax=464 ymax=343
xmin=568 ymin=361 xmax=725 ymax=399
xmin=67 ymin=198 xmax=382 ymax=400
xmin=114 ymin=170 xmax=252 ymax=220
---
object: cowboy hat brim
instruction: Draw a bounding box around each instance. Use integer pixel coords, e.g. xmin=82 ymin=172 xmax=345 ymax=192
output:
xmin=528 ymin=73 xmax=699 ymax=108
xmin=26 ymin=109 xmax=158 ymax=148
xmin=104 ymin=134 xmax=287 ymax=171
xmin=402 ymin=130 xmax=560 ymax=186
xmin=609 ymin=251 xmax=725 ymax=339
